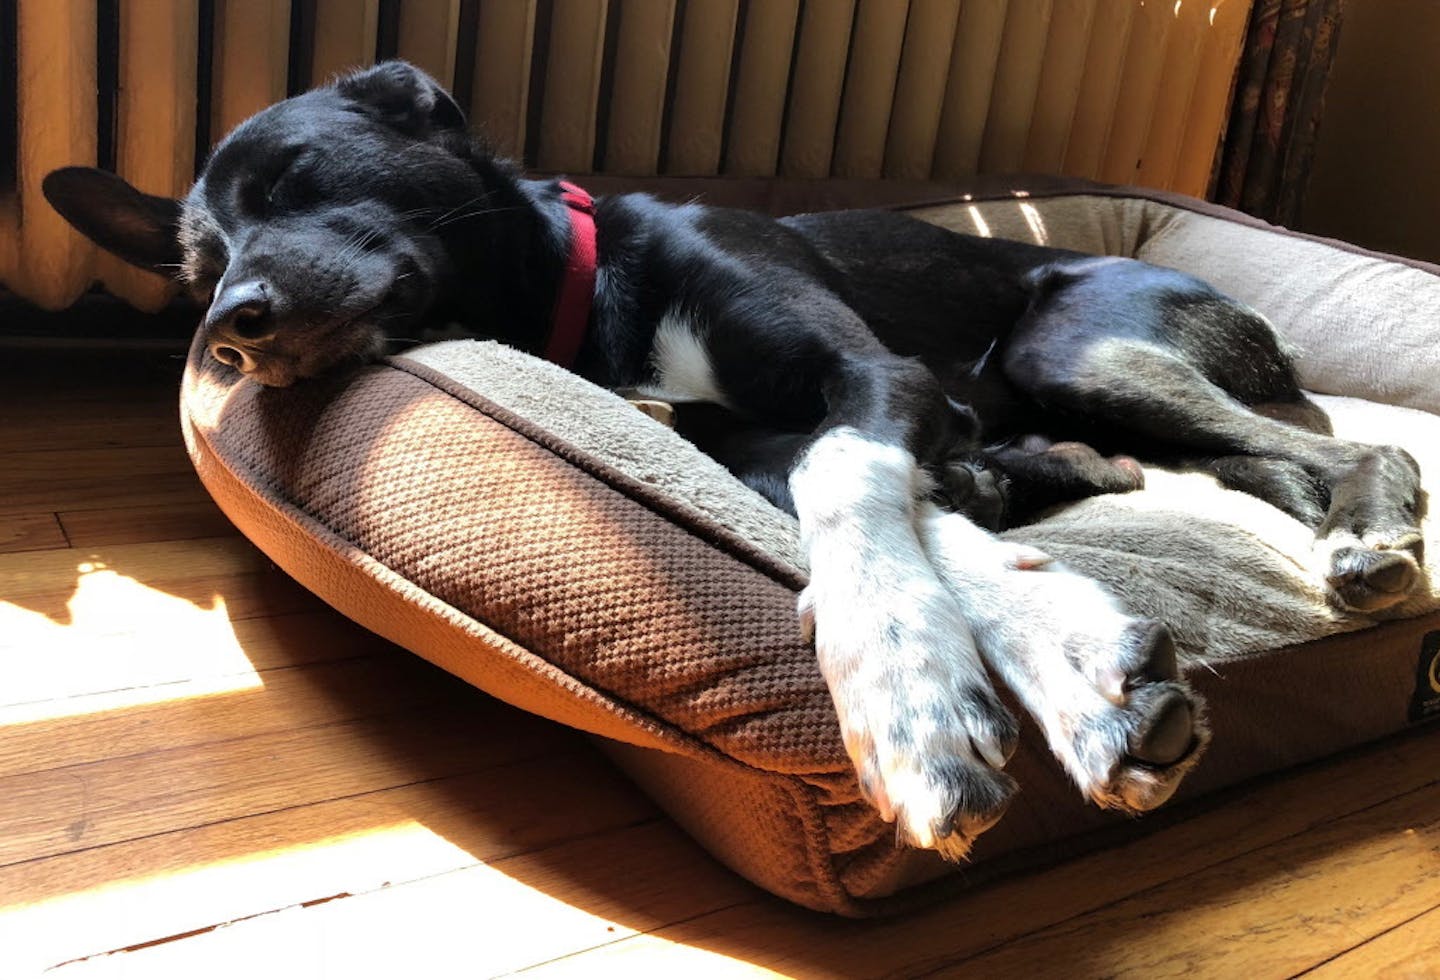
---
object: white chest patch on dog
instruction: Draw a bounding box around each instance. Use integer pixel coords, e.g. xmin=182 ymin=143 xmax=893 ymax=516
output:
xmin=637 ymin=309 xmax=730 ymax=407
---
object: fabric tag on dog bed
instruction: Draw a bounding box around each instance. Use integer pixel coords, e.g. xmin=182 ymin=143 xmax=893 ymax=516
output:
xmin=1409 ymin=631 xmax=1440 ymax=723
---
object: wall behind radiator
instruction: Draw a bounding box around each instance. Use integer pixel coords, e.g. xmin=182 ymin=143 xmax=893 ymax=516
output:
xmin=1300 ymin=0 xmax=1440 ymax=264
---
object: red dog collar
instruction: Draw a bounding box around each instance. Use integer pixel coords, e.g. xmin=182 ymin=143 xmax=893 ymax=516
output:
xmin=542 ymin=180 xmax=597 ymax=369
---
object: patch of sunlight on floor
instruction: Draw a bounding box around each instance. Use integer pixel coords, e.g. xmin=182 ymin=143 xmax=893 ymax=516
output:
xmin=17 ymin=823 xmax=770 ymax=979
xmin=0 ymin=561 xmax=261 ymax=721
xmin=0 ymin=820 xmax=477 ymax=976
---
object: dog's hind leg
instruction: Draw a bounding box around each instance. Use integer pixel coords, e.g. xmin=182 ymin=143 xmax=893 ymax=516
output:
xmin=1004 ymin=261 xmax=1426 ymax=613
xmin=1204 ymin=455 xmax=1329 ymax=527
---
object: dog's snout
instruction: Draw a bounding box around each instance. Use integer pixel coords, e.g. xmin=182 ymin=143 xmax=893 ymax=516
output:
xmin=205 ymin=280 xmax=274 ymax=340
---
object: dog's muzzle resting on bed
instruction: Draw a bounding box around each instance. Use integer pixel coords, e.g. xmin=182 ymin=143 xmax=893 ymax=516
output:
xmin=44 ymin=61 xmax=1427 ymax=860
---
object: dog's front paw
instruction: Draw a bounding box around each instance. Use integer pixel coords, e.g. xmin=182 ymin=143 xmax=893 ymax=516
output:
xmin=1053 ymin=619 xmax=1206 ymax=813
xmin=921 ymin=510 xmax=1208 ymax=815
xmin=800 ymin=580 xmax=1020 ymax=860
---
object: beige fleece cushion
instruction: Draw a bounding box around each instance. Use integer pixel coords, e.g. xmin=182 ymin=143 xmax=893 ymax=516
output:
xmin=913 ymin=195 xmax=1440 ymax=415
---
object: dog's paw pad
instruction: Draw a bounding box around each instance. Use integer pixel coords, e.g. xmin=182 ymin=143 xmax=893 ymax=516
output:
xmin=1125 ymin=690 xmax=1194 ymax=766
xmin=1061 ymin=621 xmax=1207 ymax=813
xmin=1325 ymin=540 xmax=1424 ymax=612
xmin=1044 ymin=442 xmax=1145 ymax=492
xmin=1110 ymin=455 xmax=1146 ymax=490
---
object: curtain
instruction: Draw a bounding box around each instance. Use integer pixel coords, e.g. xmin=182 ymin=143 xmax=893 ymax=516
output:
xmin=1215 ymin=0 xmax=1345 ymax=226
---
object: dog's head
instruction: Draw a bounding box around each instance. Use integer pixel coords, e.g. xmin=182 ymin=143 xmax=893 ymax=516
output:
xmin=45 ymin=61 xmax=528 ymax=386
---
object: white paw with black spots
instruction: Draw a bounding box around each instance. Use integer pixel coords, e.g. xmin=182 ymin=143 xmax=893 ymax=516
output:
xmin=790 ymin=428 xmax=1021 ymax=859
xmin=799 ymin=577 xmax=1020 ymax=860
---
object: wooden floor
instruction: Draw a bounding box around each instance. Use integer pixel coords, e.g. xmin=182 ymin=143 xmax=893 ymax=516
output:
xmin=2 ymin=347 xmax=1438 ymax=979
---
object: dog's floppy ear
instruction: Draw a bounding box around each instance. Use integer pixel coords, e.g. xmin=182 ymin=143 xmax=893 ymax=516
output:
xmin=335 ymin=60 xmax=467 ymax=135
xmin=42 ymin=167 xmax=183 ymax=275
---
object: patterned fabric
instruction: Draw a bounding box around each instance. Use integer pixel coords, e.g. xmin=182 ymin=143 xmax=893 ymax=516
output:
xmin=1217 ymin=0 xmax=1345 ymax=226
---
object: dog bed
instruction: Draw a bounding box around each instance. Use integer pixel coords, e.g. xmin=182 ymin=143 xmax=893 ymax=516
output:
xmin=179 ymin=178 xmax=1440 ymax=916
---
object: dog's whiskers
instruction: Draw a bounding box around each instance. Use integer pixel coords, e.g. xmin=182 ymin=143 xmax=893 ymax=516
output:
xmin=328 ymin=227 xmax=386 ymax=274
xmin=426 ymin=205 xmax=523 ymax=231
xmin=422 ymin=194 xmax=491 ymax=232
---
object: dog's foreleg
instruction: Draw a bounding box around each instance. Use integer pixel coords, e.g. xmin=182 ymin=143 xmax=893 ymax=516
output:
xmin=918 ymin=505 xmax=1207 ymax=813
xmin=791 ymin=426 xmax=1019 ymax=858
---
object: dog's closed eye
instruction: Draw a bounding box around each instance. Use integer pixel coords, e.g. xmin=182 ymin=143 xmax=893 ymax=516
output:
xmin=244 ymin=146 xmax=306 ymax=213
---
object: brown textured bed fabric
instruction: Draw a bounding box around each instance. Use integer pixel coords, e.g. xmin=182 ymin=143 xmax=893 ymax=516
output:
xmin=179 ymin=183 xmax=1440 ymax=916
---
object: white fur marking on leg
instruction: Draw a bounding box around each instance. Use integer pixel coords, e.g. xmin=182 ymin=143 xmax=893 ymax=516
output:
xmin=792 ymin=428 xmax=1015 ymax=853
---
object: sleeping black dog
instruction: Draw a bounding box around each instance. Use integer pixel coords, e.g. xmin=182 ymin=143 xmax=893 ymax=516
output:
xmin=44 ymin=62 xmax=1426 ymax=859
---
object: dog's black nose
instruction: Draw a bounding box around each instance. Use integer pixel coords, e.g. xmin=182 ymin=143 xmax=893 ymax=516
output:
xmin=205 ymin=280 xmax=274 ymax=340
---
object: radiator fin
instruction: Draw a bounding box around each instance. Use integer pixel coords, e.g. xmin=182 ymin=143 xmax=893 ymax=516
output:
xmin=1137 ymin=0 xmax=1209 ymax=191
xmin=1 ymin=0 xmax=1256 ymax=310
xmin=932 ymin=0 xmax=1008 ymax=179
xmin=1174 ymin=0 xmax=1251 ymax=199
xmin=15 ymin=0 xmax=98 ymax=310
xmin=1101 ymin=0 xmax=1174 ymax=185
xmin=310 ymin=0 xmax=380 ymax=86
xmin=604 ymin=0 xmax=676 ymax=176
xmin=664 ymin=0 xmax=739 ymax=176
xmin=211 ymin=0 xmax=290 ymax=142
xmin=97 ymin=0 xmax=197 ymax=312
xmin=832 ymin=0 xmax=909 ymax=179
xmin=397 ymin=0 xmax=463 ymax=91
xmin=469 ymin=0 xmax=536 ymax=160
xmin=723 ymin=0 xmax=798 ymax=177
xmin=535 ymin=0 xmax=607 ymax=173
xmin=980 ymin=0 xmax=1054 ymax=175
xmin=779 ymin=0 xmax=856 ymax=179
xmin=1063 ymin=0 xmax=1136 ymax=179
xmin=884 ymin=0 xmax=963 ymax=180
xmin=1022 ymin=0 xmax=1097 ymax=176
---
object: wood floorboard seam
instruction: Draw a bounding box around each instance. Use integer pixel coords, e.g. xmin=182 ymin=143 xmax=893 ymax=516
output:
xmin=1289 ymin=900 xmax=1440 ymax=978
xmin=0 ymin=740 xmax=576 ymax=874
xmin=918 ymin=772 xmax=1440 ymax=977
xmin=1 ymin=650 xmax=400 ymax=715
xmin=502 ymin=896 xmax=762 ymax=979
xmin=0 ymin=691 xmax=474 ymax=781
xmin=37 ymin=814 xmax=674 ymax=974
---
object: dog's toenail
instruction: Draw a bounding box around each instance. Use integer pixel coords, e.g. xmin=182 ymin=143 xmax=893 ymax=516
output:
xmin=1124 ymin=622 xmax=1180 ymax=685
xmin=1097 ymin=666 xmax=1127 ymax=705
